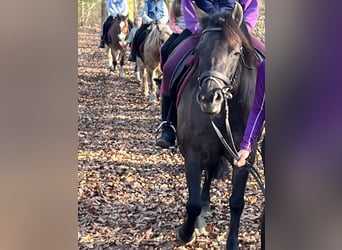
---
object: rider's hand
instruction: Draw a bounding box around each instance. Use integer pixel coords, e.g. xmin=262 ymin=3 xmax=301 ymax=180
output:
xmin=234 ymin=149 xmax=250 ymax=167
xmin=119 ymin=41 xmax=126 ymax=47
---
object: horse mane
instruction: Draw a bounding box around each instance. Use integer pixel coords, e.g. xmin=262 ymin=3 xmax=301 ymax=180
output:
xmin=203 ymin=13 xmax=255 ymax=66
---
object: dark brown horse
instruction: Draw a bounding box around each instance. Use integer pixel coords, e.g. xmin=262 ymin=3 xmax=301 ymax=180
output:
xmin=175 ymin=4 xmax=259 ymax=249
xmin=104 ymin=15 xmax=130 ymax=78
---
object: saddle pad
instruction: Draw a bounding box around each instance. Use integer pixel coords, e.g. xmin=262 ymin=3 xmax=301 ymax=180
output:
xmin=169 ymin=48 xmax=196 ymax=106
xmin=176 ymin=57 xmax=198 ymax=107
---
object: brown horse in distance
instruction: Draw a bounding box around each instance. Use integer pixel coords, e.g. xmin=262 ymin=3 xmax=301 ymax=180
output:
xmin=105 ymin=15 xmax=131 ymax=78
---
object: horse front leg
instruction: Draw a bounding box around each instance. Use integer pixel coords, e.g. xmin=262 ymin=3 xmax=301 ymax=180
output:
xmin=119 ymin=50 xmax=125 ymax=78
xmin=226 ymin=166 xmax=249 ymax=250
xmin=146 ymin=70 xmax=157 ymax=103
xmin=177 ymin=156 xmax=202 ymax=244
xmin=200 ymin=162 xmax=219 ymax=215
xmin=107 ymin=48 xmax=113 ymax=71
xmin=143 ymin=69 xmax=150 ymax=98
xmin=107 ymin=48 xmax=115 ymax=72
xmin=150 ymin=68 xmax=159 ymax=103
xmin=194 ymin=161 xmax=221 ymax=236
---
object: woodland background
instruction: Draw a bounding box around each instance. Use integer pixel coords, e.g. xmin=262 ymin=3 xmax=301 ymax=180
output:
xmin=78 ymin=0 xmax=265 ymax=42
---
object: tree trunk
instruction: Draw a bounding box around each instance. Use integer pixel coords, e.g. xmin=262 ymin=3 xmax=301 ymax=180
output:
xmin=101 ymin=0 xmax=107 ymax=23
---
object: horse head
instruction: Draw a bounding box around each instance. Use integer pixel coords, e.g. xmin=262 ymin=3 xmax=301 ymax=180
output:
xmin=112 ymin=15 xmax=130 ymax=42
xmin=195 ymin=3 xmax=254 ymax=115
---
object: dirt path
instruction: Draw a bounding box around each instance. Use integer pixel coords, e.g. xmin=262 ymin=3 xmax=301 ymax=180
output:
xmin=78 ymin=27 xmax=264 ymax=250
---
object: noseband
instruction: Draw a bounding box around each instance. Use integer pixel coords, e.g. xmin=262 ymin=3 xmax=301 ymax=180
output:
xmin=198 ymin=27 xmax=247 ymax=99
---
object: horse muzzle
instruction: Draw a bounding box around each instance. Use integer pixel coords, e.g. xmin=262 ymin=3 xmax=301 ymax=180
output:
xmin=196 ymin=89 xmax=224 ymax=114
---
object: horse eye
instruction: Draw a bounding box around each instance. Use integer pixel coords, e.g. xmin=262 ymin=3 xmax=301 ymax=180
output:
xmin=234 ymin=51 xmax=240 ymax=56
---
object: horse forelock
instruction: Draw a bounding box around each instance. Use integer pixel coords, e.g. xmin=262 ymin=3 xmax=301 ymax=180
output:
xmin=224 ymin=17 xmax=255 ymax=65
xmin=203 ymin=14 xmax=254 ymax=64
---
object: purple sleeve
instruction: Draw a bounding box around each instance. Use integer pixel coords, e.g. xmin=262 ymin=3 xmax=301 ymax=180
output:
xmin=182 ymin=0 xmax=202 ymax=34
xmin=240 ymin=60 xmax=265 ymax=152
xmin=240 ymin=0 xmax=259 ymax=32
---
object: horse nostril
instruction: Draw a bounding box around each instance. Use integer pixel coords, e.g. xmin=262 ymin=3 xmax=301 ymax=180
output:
xmin=214 ymin=91 xmax=222 ymax=102
xmin=196 ymin=92 xmax=207 ymax=104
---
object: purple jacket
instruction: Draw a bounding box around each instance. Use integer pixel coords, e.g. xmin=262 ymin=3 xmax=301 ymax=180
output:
xmin=182 ymin=0 xmax=259 ymax=34
xmin=240 ymin=60 xmax=265 ymax=152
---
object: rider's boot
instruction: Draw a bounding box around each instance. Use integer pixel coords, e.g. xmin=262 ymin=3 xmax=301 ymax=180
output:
xmin=155 ymin=95 xmax=176 ymax=148
xmin=128 ymin=53 xmax=136 ymax=62
xmin=99 ymin=36 xmax=105 ymax=48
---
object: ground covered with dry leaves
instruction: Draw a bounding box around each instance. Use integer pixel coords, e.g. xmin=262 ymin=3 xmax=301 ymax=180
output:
xmin=78 ymin=27 xmax=265 ymax=250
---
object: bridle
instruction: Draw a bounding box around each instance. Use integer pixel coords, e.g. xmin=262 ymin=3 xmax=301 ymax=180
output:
xmin=198 ymin=27 xmax=265 ymax=195
xmin=198 ymin=27 xmax=243 ymax=100
xmin=114 ymin=16 xmax=129 ymax=42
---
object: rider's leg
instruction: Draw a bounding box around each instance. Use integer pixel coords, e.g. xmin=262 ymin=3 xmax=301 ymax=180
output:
xmin=156 ymin=34 xmax=200 ymax=148
xmin=218 ymin=0 xmax=236 ymax=13
xmin=99 ymin=16 xmax=112 ymax=48
xmin=128 ymin=24 xmax=149 ymax=62
xmin=161 ymin=33 xmax=178 ymax=69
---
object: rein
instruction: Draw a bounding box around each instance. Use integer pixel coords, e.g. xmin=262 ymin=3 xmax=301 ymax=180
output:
xmin=201 ymin=27 xmax=265 ymax=195
xmin=211 ymin=104 xmax=266 ymax=196
xmin=210 ymin=79 xmax=265 ymax=195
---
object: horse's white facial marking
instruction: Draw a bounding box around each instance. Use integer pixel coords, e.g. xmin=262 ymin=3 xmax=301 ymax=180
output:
xmin=118 ymin=21 xmax=126 ymax=41
xmin=118 ymin=33 xmax=125 ymax=41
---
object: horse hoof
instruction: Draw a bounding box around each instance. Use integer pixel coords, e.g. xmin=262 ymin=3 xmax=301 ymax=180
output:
xmin=201 ymin=204 xmax=211 ymax=216
xmin=135 ymin=72 xmax=141 ymax=81
xmin=197 ymin=226 xmax=208 ymax=236
xmin=176 ymin=228 xmax=196 ymax=245
xmin=226 ymin=238 xmax=239 ymax=250
xmin=109 ymin=66 xmax=114 ymax=72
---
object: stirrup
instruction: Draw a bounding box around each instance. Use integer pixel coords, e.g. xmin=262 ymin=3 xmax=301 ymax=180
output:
xmin=156 ymin=121 xmax=176 ymax=133
xmin=153 ymin=77 xmax=162 ymax=87
xmin=155 ymin=121 xmax=177 ymax=149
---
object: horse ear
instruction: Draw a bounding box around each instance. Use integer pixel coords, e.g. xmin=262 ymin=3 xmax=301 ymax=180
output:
xmin=231 ymin=3 xmax=244 ymax=27
xmin=192 ymin=1 xmax=208 ymax=21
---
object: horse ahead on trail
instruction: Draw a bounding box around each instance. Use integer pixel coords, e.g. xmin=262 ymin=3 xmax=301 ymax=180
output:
xmin=174 ymin=4 xmax=260 ymax=249
xmin=104 ymin=15 xmax=131 ymax=78
xmin=136 ymin=23 xmax=172 ymax=103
